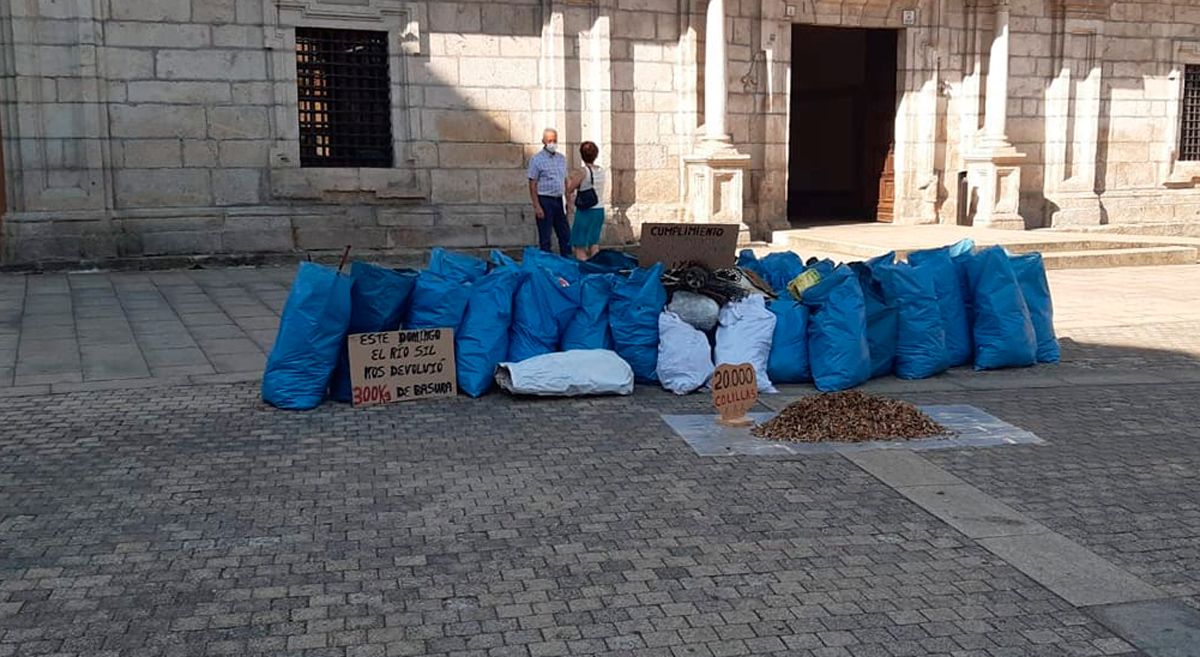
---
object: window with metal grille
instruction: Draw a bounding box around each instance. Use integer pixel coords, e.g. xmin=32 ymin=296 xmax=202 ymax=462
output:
xmin=296 ymin=27 xmax=393 ymax=168
xmin=1181 ymin=65 xmax=1200 ymax=161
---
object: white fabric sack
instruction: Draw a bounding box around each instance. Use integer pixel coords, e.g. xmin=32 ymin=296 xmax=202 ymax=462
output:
xmin=495 ymin=349 xmax=634 ymax=396
xmin=657 ymin=311 xmax=714 ymax=395
xmin=714 ymin=295 xmax=778 ymax=393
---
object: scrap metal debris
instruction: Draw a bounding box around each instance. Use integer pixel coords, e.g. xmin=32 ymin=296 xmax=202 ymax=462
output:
xmin=751 ymin=391 xmax=949 ymax=443
xmin=663 ymin=262 xmax=757 ymax=305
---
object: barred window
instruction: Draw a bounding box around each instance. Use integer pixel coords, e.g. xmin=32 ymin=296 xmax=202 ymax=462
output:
xmin=296 ymin=27 xmax=393 ymax=168
xmin=1181 ymin=64 xmax=1200 ymax=162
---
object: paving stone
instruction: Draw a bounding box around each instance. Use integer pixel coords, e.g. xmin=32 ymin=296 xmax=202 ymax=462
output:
xmin=978 ymin=533 xmax=1163 ymax=608
xmin=142 ymin=347 xmax=211 ymax=367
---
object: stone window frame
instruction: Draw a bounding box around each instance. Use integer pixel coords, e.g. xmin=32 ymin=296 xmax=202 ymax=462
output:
xmin=267 ymin=0 xmax=425 ymax=200
xmin=1163 ymin=39 xmax=1200 ymax=187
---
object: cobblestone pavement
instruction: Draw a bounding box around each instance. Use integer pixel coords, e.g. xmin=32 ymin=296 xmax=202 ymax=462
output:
xmin=2 ymin=382 xmax=1176 ymax=657
xmin=2 ymin=264 xmax=1199 ymax=656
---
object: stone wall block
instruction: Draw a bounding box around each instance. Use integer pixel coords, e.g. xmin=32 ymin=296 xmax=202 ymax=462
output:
xmin=377 ymin=209 xmax=437 ymax=227
xmin=127 ymin=81 xmax=232 ymax=104
xmin=106 ymin=22 xmax=211 ymax=48
xmin=213 ymin=169 xmax=263 ymax=206
xmin=193 ymin=0 xmax=237 ymax=24
xmin=110 ymin=105 xmax=207 ymax=138
xmin=141 ymin=231 xmax=223 ymax=255
xmin=183 ymin=140 xmax=219 ymax=167
xmin=458 ymin=58 xmax=538 ymax=88
xmin=207 ymin=106 xmax=270 ymax=140
xmin=156 ymin=50 xmax=266 ymax=81
xmin=102 ymin=48 xmax=155 ymax=80
xmin=110 ymin=0 xmax=192 ymax=22
xmin=218 ymin=140 xmax=271 ymax=167
xmin=423 ymin=109 xmax=510 ymax=143
xmin=115 ymin=169 xmax=212 ymax=207
xmin=120 ymin=139 xmax=183 ymax=168
xmin=484 ymin=224 xmax=537 ymax=247
xmin=430 ymin=170 xmax=480 ymax=203
xmin=438 ymin=143 xmax=524 ymax=168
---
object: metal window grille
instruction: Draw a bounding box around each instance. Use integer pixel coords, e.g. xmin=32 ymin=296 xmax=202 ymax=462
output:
xmin=1181 ymin=65 xmax=1200 ymax=162
xmin=296 ymin=27 xmax=393 ymax=168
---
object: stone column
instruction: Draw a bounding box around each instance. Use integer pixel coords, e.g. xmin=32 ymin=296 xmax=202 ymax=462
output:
xmin=982 ymin=0 xmax=1012 ymax=147
xmin=684 ymin=0 xmax=751 ymax=234
xmin=704 ymin=0 xmax=728 ymax=142
xmin=964 ymin=0 xmax=1025 ymax=229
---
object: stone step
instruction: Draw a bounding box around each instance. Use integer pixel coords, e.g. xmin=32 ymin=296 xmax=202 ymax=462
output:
xmin=772 ymin=231 xmax=1200 ymax=269
xmin=1041 ymin=246 xmax=1199 ymax=270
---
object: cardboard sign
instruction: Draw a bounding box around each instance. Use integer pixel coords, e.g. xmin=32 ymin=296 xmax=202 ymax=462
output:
xmin=347 ymin=329 xmax=457 ymax=406
xmin=638 ymin=223 xmax=740 ymax=271
xmin=712 ymin=363 xmax=758 ymax=427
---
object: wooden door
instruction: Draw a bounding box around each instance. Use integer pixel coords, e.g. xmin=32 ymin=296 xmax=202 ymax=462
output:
xmin=876 ymin=145 xmax=894 ymax=222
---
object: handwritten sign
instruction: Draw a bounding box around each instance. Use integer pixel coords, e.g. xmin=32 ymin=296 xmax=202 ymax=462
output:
xmin=347 ymin=329 xmax=457 ymax=406
xmin=712 ymin=363 xmax=758 ymax=427
xmin=638 ymin=223 xmax=740 ymax=270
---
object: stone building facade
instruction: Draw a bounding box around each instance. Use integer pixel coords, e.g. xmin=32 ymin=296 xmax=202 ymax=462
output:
xmin=2 ymin=0 xmax=1199 ymax=265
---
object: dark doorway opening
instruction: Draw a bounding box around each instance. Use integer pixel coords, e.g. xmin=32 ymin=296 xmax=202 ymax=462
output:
xmin=787 ymin=25 xmax=899 ymax=224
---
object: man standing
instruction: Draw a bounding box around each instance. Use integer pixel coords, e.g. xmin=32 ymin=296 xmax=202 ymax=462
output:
xmin=527 ymin=128 xmax=570 ymax=256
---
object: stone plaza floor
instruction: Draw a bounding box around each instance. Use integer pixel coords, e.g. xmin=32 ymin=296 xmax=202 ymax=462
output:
xmin=1 ymin=264 xmax=1200 ymax=656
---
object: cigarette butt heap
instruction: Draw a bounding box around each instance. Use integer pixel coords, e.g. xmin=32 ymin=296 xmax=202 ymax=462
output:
xmin=752 ymin=391 xmax=949 ymax=443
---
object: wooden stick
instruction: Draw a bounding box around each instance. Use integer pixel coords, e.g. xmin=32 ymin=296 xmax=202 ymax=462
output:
xmin=337 ymin=245 xmax=352 ymax=274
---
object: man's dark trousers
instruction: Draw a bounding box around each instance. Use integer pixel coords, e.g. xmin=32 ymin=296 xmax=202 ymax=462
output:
xmin=537 ymin=195 xmax=571 ymax=256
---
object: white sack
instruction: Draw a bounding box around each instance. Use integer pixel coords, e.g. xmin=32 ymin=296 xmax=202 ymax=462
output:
xmin=656 ymin=311 xmax=714 ymax=395
xmin=714 ymin=295 xmax=778 ymax=393
xmin=496 ymin=349 xmax=634 ymax=396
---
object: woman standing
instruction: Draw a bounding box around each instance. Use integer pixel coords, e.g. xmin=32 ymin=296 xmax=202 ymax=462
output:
xmin=566 ymin=141 xmax=605 ymax=261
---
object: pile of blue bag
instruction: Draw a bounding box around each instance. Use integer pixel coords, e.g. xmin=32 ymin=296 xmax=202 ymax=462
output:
xmin=738 ymin=239 xmax=1060 ymax=393
xmin=262 ymin=247 xmax=662 ymax=410
xmin=260 ymin=239 xmax=1060 ymax=410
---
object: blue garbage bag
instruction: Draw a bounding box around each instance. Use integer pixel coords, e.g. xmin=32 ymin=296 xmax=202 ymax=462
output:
xmin=509 ymin=267 xmax=582 ymax=362
xmin=580 ymin=250 xmax=638 ymax=275
xmin=849 ymin=263 xmax=898 ymax=379
xmin=523 ymin=246 xmax=581 ymax=282
xmin=905 ymin=249 xmax=972 ymax=367
xmin=867 ymin=251 xmax=896 ymax=269
xmin=800 ymin=265 xmax=871 ymax=392
xmin=1010 ymin=252 xmax=1060 ymax=363
xmin=328 ymin=263 xmax=418 ymax=403
xmin=910 ymin=238 xmax=975 ymax=314
xmin=876 ymin=261 xmax=950 ymax=379
xmin=562 ymin=274 xmax=616 ymax=350
xmin=457 ymin=267 xmax=525 ymax=397
xmin=964 ymin=246 xmax=1037 ymax=370
xmin=766 ymin=299 xmax=810 ymax=384
xmin=262 ymin=262 xmax=352 ymax=410
xmin=428 ymin=247 xmax=487 ymax=283
xmin=610 ymin=263 xmax=667 ymax=383
xmin=737 ymin=249 xmax=760 ymax=270
xmin=406 ymin=270 xmax=472 ymax=331
xmin=490 ymin=249 xmax=518 ymax=268
xmin=759 ymin=252 xmax=806 ymax=294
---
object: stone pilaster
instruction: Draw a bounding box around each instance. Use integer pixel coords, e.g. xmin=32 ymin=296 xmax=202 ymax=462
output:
xmin=965 ymin=0 xmax=1025 ymax=229
xmin=686 ymin=0 xmax=750 ymax=230
xmin=1044 ymin=1 xmax=1107 ymax=227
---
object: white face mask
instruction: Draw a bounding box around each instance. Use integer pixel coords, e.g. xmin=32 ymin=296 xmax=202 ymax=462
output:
xmin=544 ymin=142 xmax=558 ymax=154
